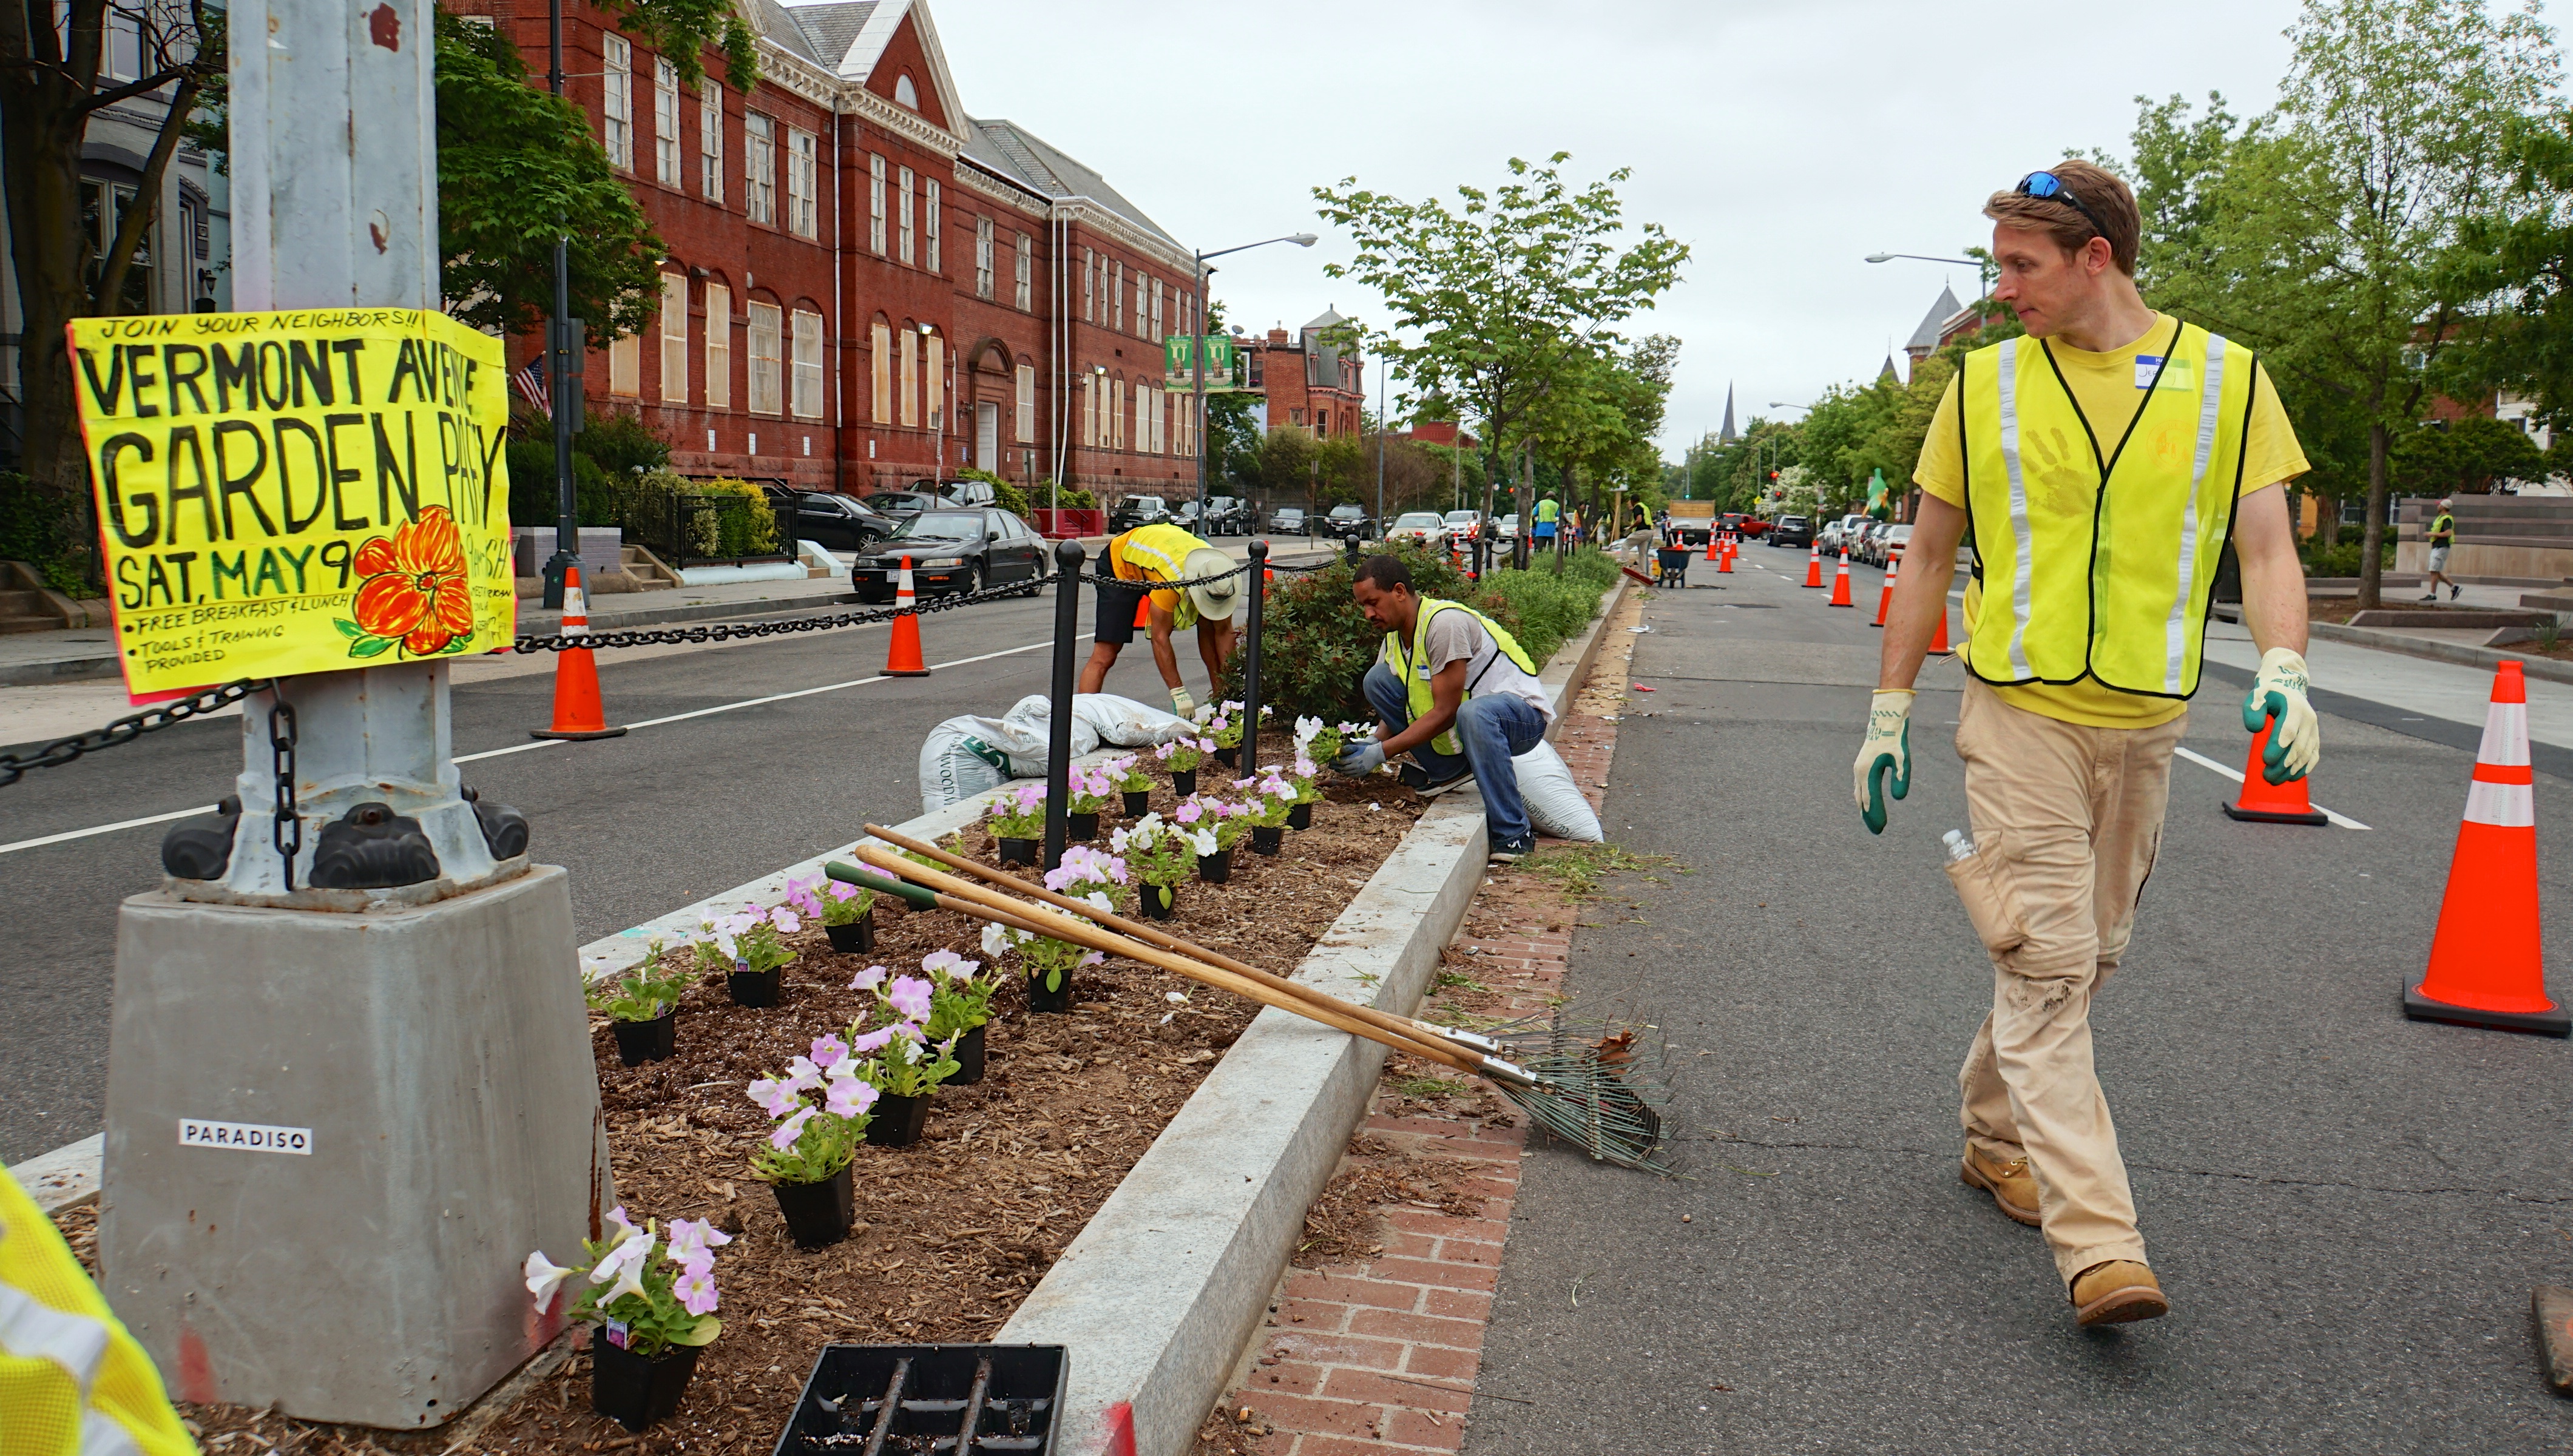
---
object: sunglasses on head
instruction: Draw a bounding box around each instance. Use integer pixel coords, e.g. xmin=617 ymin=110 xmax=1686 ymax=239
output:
xmin=2017 ymin=170 xmax=2109 ymax=240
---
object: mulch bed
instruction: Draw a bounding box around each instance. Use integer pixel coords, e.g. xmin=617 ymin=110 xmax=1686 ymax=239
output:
xmin=62 ymin=734 xmax=1429 ymax=1456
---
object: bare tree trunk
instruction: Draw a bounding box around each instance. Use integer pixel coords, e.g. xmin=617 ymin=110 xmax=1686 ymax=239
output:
xmin=0 ymin=69 xmax=98 ymax=548
xmin=2358 ymin=418 xmax=2390 ymax=611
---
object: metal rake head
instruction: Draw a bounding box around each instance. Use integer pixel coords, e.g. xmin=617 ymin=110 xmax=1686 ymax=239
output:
xmin=1472 ymin=1009 xmax=1677 ymax=1175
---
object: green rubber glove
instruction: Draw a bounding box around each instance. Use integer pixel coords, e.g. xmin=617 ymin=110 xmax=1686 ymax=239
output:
xmin=2242 ymin=647 xmax=2320 ymax=784
xmin=1854 ymin=689 xmax=1914 ymax=835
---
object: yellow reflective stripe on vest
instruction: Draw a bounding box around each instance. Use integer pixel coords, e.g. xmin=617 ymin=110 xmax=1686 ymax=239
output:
xmin=0 ymin=1176 xmax=195 ymax=1456
xmin=1385 ymin=600 xmax=1537 ymax=757
xmin=1995 ymin=337 xmax=2035 ymax=681
xmin=1112 ymin=522 xmax=1206 ymax=583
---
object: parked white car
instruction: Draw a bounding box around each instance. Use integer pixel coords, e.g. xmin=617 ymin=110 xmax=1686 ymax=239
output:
xmin=1442 ymin=510 xmax=1484 ymax=542
xmin=1387 ymin=511 xmax=1451 ymax=551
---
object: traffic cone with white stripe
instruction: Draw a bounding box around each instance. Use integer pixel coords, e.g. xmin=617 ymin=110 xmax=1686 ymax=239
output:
xmin=2220 ymin=720 xmax=2327 ymax=825
xmin=1705 ymin=529 xmax=1720 ymax=564
xmin=2406 ymin=661 xmax=2565 ymax=1035
xmin=531 ymin=565 xmax=627 ymax=740
xmin=884 ymin=556 xmax=933 ymax=677
xmin=1872 ymin=549 xmax=1900 ymax=626
xmin=1717 ymin=536 xmax=1734 ymax=574
xmin=1827 ymin=550 xmax=1855 ymax=607
xmin=1803 ymin=541 xmax=1824 ymax=587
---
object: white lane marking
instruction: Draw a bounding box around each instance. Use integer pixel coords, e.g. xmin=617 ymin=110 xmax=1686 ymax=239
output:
xmin=1 ymin=634 xmax=1087 ymax=854
xmin=2174 ymin=744 xmax=2370 ymax=830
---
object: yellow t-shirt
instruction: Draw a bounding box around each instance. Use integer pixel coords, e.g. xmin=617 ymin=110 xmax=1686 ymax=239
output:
xmin=1110 ymin=522 xmax=1211 ymax=616
xmin=1913 ymin=314 xmax=2310 ymax=729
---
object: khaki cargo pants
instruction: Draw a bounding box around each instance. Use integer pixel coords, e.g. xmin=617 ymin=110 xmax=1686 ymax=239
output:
xmin=1946 ymin=679 xmax=2185 ymax=1285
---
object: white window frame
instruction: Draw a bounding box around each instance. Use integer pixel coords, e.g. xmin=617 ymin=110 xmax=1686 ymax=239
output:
xmin=600 ymin=34 xmax=633 ymax=169
xmin=703 ymin=283 xmax=732 ymax=408
xmin=790 ymin=308 xmax=823 ymax=419
xmin=1015 ymin=233 xmax=1033 ymax=311
xmin=1149 ymin=278 xmax=1163 ymax=342
xmin=869 ymin=155 xmax=887 ymax=254
xmin=1083 ymin=249 xmax=1095 ymax=322
xmin=659 ymin=272 xmax=688 ymax=403
xmin=700 ymin=81 xmax=725 ymax=202
xmin=926 ymin=334 xmax=945 ymax=434
xmin=786 ymin=127 xmax=817 ymax=238
xmin=748 ymin=300 xmax=782 ymax=416
xmin=871 ymin=318 xmax=893 ymax=423
xmin=975 ymin=217 xmax=994 ymax=299
xmin=1015 ymin=363 xmax=1035 ymax=443
xmin=898 ymin=166 xmax=916 ymax=265
xmin=899 ymin=326 xmax=919 ymax=426
xmin=743 ymin=112 xmax=775 ymax=224
xmin=925 ymin=180 xmax=942 ymax=273
xmin=653 ymin=57 xmax=680 ymax=185
xmin=1112 ymin=262 xmax=1123 ymax=331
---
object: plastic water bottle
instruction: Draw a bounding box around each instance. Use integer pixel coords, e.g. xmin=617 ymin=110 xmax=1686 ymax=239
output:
xmin=1942 ymin=829 xmax=1976 ymax=863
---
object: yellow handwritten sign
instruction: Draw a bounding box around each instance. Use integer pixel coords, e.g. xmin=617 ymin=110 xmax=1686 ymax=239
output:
xmin=69 ymin=308 xmax=515 ymax=698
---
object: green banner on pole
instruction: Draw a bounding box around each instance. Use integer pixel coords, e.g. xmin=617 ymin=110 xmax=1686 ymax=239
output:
xmin=1164 ymin=334 xmax=1242 ymax=392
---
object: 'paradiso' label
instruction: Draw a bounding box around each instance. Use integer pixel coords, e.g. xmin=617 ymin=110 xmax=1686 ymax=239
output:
xmin=178 ymin=1118 xmax=314 ymax=1154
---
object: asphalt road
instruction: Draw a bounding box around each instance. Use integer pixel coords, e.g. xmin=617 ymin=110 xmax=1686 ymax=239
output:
xmin=1465 ymin=547 xmax=2573 ymax=1454
xmin=0 ymin=568 xmax=1286 ymax=1165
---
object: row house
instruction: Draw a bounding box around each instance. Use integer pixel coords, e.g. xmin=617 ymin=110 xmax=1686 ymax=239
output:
xmin=1239 ymin=308 xmax=1366 ymax=441
xmin=460 ymin=0 xmax=1203 ymax=500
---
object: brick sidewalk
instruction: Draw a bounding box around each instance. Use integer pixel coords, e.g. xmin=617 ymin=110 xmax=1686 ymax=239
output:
xmin=1208 ymin=600 xmax=1636 ymax=1455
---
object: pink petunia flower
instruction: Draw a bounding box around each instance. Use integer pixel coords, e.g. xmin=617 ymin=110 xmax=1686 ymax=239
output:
xmin=850 ymin=964 xmax=888 ymax=993
xmin=887 ymin=975 xmax=935 ymax=1021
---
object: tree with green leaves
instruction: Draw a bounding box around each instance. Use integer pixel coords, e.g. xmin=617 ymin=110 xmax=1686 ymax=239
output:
xmin=1313 ymin=153 xmax=1688 ymax=538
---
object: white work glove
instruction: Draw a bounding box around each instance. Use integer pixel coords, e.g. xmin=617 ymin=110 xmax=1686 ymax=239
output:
xmin=1169 ymin=686 xmax=1196 ymax=719
xmin=1853 ymin=689 xmax=1914 ymax=835
xmin=2243 ymin=647 xmax=2320 ymax=784
xmin=1334 ymin=741 xmax=1387 ymax=778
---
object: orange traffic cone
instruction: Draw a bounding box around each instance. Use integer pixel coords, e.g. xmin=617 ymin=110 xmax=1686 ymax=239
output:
xmin=1134 ymin=591 xmax=1152 ymax=629
xmin=1717 ymin=537 xmax=1734 ymax=574
xmin=1704 ymin=530 xmax=1719 ymax=564
xmin=2219 ymin=720 xmax=2328 ymax=826
xmin=1926 ymin=603 xmax=1952 ymax=655
xmin=531 ymin=565 xmax=627 ymax=740
xmin=1803 ymin=541 xmax=1824 ymax=588
xmin=2406 ymin=661 xmax=2566 ymax=1035
xmin=1872 ymin=549 xmax=1900 ymax=626
xmin=1827 ymin=550 xmax=1855 ymax=607
xmin=884 ymin=555 xmax=933 ymax=677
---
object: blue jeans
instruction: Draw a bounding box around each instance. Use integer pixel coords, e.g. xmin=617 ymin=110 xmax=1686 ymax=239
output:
xmin=1362 ymin=661 xmax=1550 ymax=845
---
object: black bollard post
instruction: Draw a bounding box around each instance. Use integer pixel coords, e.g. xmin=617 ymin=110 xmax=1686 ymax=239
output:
xmin=1240 ymin=539 xmax=1267 ymax=774
xmin=1045 ymin=541 xmax=1083 ymax=872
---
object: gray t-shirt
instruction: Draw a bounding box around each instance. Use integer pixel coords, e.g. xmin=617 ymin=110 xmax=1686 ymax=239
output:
xmin=1401 ymin=608 xmax=1554 ymax=721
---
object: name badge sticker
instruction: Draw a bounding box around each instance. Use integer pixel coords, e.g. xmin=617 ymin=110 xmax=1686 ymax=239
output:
xmin=180 ymin=1118 xmax=314 ymax=1154
xmin=2136 ymin=356 xmax=2196 ymax=392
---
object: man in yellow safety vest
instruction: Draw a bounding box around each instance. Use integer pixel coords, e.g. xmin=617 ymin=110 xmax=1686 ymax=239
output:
xmin=1 ymin=1168 xmax=197 ymax=1456
xmin=2422 ymin=498 xmax=2458 ymax=601
xmin=1075 ymin=519 xmax=1240 ymax=716
xmin=1856 ymin=160 xmax=2320 ymax=1327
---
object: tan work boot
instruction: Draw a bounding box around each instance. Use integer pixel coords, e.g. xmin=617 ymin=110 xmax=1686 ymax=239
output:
xmin=2070 ymin=1261 xmax=2169 ymax=1326
xmin=1959 ymin=1145 xmax=2041 ymax=1227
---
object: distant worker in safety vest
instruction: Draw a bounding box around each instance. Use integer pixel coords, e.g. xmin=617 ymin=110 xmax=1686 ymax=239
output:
xmin=1856 ymin=160 xmax=2318 ymax=1328
xmin=2423 ymin=497 xmax=2458 ymax=602
xmin=0 ymin=1168 xmax=197 ymax=1456
xmin=1337 ymin=554 xmax=1552 ymax=864
xmin=1075 ymin=519 xmax=1240 ymax=716
xmin=1532 ymin=493 xmax=1561 ymax=553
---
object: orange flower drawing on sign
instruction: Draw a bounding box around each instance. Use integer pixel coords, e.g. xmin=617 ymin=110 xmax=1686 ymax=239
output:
xmin=339 ymin=506 xmax=476 ymax=658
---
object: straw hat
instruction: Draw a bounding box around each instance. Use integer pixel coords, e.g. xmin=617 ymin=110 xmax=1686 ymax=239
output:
xmin=1180 ymin=547 xmax=1240 ymax=623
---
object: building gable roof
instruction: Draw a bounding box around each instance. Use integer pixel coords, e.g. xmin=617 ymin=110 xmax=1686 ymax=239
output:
xmin=1904 ymin=284 xmax=1964 ymax=354
xmin=963 ymin=118 xmax=1182 ymax=254
xmin=773 ymin=0 xmax=967 ymax=133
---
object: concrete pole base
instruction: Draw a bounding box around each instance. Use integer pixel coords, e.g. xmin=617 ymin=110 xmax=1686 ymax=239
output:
xmin=99 ymin=863 xmax=613 ymax=1428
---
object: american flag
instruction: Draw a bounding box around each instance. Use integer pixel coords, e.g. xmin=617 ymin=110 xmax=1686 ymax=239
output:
xmin=513 ymin=362 xmax=549 ymax=414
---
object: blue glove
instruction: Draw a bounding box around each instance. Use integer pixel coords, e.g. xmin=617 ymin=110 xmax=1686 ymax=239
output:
xmin=1334 ymin=740 xmax=1387 ymax=778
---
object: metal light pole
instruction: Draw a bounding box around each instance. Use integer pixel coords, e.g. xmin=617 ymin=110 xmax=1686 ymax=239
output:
xmin=1192 ymin=233 xmax=1315 ymax=528
xmin=1864 ymin=251 xmax=1992 ymax=298
xmin=541 ymin=0 xmax=580 ymax=608
xmin=1374 ymin=355 xmax=1385 ymax=534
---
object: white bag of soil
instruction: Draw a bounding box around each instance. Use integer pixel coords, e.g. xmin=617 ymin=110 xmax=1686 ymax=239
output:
xmin=1514 ymin=739 xmax=1602 ymax=842
xmin=917 ymin=693 xmax=1194 ymax=814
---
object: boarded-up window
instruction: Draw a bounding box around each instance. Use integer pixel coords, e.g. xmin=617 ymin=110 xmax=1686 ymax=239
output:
xmin=748 ymin=300 xmax=781 ymax=415
xmin=659 ymin=272 xmax=688 ymax=402
xmin=704 ymin=283 xmax=731 ymax=407
xmin=871 ymin=317 xmax=891 ymax=423
xmin=1015 ymin=363 xmax=1035 ymax=443
xmin=791 ymin=308 xmax=823 ymax=419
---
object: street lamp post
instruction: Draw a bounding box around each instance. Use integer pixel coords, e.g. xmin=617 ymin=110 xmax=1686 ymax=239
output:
xmin=1190 ymin=232 xmax=1316 ymax=528
xmin=1864 ymin=251 xmax=1992 ymax=297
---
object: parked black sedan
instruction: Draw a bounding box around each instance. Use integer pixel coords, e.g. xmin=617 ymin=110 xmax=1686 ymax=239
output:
xmin=1317 ymin=503 xmax=1373 ymax=541
xmin=1268 ymin=506 xmax=1310 ymax=536
xmin=770 ymin=490 xmax=897 ymax=552
xmin=851 ymin=508 xmax=1050 ymax=601
xmin=1769 ymin=513 xmax=1815 ymax=549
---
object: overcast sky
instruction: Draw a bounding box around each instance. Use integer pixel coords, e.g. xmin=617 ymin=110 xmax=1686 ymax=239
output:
xmin=925 ymin=0 xmax=2559 ymax=459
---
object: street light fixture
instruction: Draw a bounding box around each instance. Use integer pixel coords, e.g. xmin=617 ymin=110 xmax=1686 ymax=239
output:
xmin=1191 ymin=233 xmax=1319 ymax=526
xmin=1865 ymin=251 xmax=1991 ymax=297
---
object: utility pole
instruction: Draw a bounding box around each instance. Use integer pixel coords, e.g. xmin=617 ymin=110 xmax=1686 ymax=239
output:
xmin=1374 ymin=354 xmax=1385 ymax=532
xmin=541 ymin=0 xmax=580 ymax=609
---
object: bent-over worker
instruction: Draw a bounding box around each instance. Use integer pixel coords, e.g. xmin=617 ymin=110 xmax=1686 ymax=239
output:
xmin=1075 ymin=519 xmax=1240 ymax=716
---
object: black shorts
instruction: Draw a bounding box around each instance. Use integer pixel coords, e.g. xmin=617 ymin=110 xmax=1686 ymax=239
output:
xmin=1093 ymin=569 xmax=1150 ymax=645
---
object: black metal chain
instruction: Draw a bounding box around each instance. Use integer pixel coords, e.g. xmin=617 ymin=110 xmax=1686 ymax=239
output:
xmin=0 ymin=678 xmax=277 ymax=788
xmin=269 ymin=702 xmax=300 ymax=890
xmin=510 ymin=574 xmax=1045 ymax=653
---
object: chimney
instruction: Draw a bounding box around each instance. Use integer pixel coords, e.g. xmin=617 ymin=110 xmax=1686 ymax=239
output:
xmin=1268 ymin=328 xmax=1291 ymax=348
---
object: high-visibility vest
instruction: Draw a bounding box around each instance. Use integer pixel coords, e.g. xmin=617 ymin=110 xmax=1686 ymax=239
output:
xmin=2430 ymin=512 xmax=2455 ymax=544
xmin=1533 ymin=499 xmax=1560 ymax=525
xmin=0 ymin=1172 xmax=197 ymax=1456
xmin=1109 ymin=522 xmax=1211 ymax=618
xmin=1956 ymin=321 xmax=2258 ymax=700
xmin=1383 ymin=599 xmax=1538 ymax=755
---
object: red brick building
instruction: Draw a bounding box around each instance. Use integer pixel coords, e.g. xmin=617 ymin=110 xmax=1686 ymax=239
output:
xmin=458 ymin=0 xmax=1203 ymax=500
xmin=1240 ymin=307 xmax=1366 ymax=441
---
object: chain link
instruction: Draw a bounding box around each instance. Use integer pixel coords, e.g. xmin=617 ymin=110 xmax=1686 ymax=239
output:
xmin=0 ymin=678 xmax=276 ymax=788
xmin=269 ymin=703 xmax=301 ymax=890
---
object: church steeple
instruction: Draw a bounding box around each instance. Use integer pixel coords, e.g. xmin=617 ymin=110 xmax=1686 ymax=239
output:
xmin=1719 ymin=383 xmax=1737 ymax=444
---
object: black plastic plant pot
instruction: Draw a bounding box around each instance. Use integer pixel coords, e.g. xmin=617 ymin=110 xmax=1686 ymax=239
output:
xmin=1139 ymin=882 xmax=1177 ymax=920
xmin=1171 ymin=769 xmax=1197 ymax=797
xmin=1250 ymin=825 xmax=1285 ymax=856
xmin=949 ymin=1023 xmax=988 ymax=1085
xmin=866 ymin=1093 xmax=933 ymax=1147
xmin=1026 ymin=967 xmax=1075 ymax=1014
xmin=590 ymin=1335 xmax=702 ymax=1431
xmin=1214 ymin=746 xmax=1240 ymax=769
xmin=768 ymin=1163 xmax=856 ymax=1250
xmin=612 ymin=1012 xmax=675 ymax=1067
xmin=728 ymin=966 xmax=783 ymax=1008
xmin=771 ymin=1343 xmax=1068 ymax=1456
xmin=1197 ymin=849 xmax=1233 ymax=885
xmin=1067 ymin=811 xmax=1100 ymax=840
xmin=824 ymin=911 xmax=876 ymax=954
xmin=998 ymin=837 xmax=1038 ymax=867
xmin=1121 ymin=790 xmax=1152 ymax=818
xmin=1287 ymin=802 xmax=1313 ymax=831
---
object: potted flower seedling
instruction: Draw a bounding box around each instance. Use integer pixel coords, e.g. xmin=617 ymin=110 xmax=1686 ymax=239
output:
xmin=692 ymin=903 xmax=799 ymax=1008
xmin=587 ymin=949 xmax=693 ymax=1065
xmin=1246 ymin=772 xmax=1297 ymax=855
xmin=745 ymin=1038 xmax=874 ymax=1248
xmin=525 ymin=1207 xmax=726 ymax=1430
xmin=919 ymin=948 xmax=998 ymax=1082
xmin=1109 ymin=754 xmax=1155 ymax=818
xmin=986 ymin=783 xmax=1047 ymax=866
xmin=794 ymin=875 xmax=876 ymax=952
xmin=983 ymin=921 xmax=1103 ymax=1015
xmin=1200 ymin=701 xmax=1245 ymax=769
xmin=1294 ymin=715 xmax=1342 ymax=770
xmin=1065 ymin=764 xmax=1114 ymax=840
xmin=1175 ymin=796 xmax=1247 ymax=883
xmin=1112 ymin=813 xmax=1199 ymax=919
xmin=843 ymin=977 xmax=962 ymax=1145
xmin=1156 ymin=735 xmax=1211 ymax=797
xmin=1286 ymin=752 xmax=1324 ymax=830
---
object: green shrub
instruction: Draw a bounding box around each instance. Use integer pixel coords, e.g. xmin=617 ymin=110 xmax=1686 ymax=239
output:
xmin=0 ymin=475 xmax=95 ymax=595
xmin=580 ymin=409 xmax=672 ymax=477
xmin=698 ymin=476 xmax=780 ymax=557
xmin=507 ymin=437 xmax=619 ymax=529
xmin=956 ymin=467 xmax=1032 ymax=517
xmin=1479 ymin=550 xmax=1621 ymax=661
xmin=2301 ymin=537 xmax=2394 ymax=578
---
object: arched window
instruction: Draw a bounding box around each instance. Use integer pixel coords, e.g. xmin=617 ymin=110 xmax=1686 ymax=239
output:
xmin=893 ymin=72 xmax=919 ymax=109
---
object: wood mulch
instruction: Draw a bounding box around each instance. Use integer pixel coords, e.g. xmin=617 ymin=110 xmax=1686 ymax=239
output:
xmin=60 ymin=733 xmax=1426 ymax=1456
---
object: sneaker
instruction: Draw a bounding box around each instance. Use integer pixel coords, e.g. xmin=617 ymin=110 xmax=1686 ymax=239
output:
xmin=1487 ymin=834 xmax=1536 ymax=864
xmin=1959 ymin=1145 xmax=2041 ymax=1227
xmin=2452 ymin=584 xmax=2463 ymax=601
xmin=2069 ymin=1260 xmax=2169 ymax=1326
xmin=1399 ymin=763 xmax=1476 ymax=799
xmin=2419 ymin=593 xmax=2438 ymax=602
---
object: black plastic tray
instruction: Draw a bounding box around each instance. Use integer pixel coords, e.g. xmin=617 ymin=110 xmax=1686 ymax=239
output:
xmin=771 ymin=1343 xmax=1067 ymax=1455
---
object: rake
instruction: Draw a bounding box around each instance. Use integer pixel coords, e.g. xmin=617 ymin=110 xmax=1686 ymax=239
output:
xmin=840 ymin=827 xmax=1673 ymax=1175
